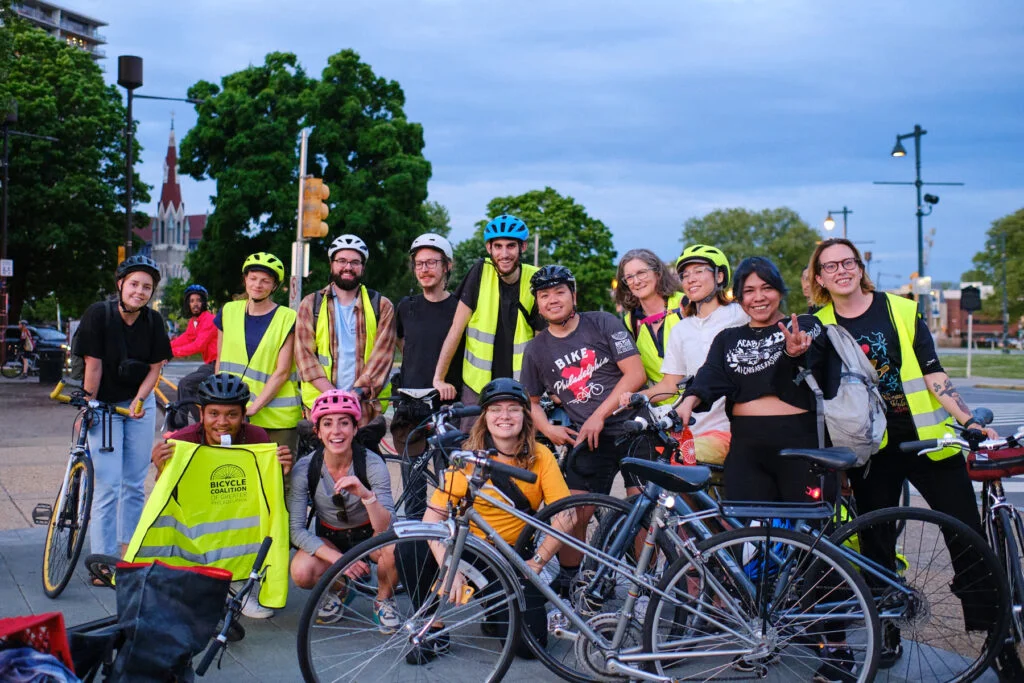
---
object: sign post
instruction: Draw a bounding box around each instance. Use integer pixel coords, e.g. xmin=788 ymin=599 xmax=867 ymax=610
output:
xmin=961 ymin=285 xmax=982 ymax=379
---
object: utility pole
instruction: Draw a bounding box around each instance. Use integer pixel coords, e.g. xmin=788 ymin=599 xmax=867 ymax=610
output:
xmin=1001 ymin=230 xmax=1010 ymax=354
xmin=290 ymin=129 xmax=309 ymax=310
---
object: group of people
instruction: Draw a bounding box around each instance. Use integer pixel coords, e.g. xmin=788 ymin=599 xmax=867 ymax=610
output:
xmin=68 ymin=212 xmax=1014 ymax=679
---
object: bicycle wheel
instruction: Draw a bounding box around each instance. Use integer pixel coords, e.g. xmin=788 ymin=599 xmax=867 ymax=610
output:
xmin=830 ymin=505 xmax=1008 ymax=683
xmin=1 ymin=361 xmax=22 ymax=378
xmin=297 ymin=528 xmax=522 ymax=682
xmin=994 ymin=507 xmax=1024 ymax=663
xmin=42 ymin=455 xmax=94 ymax=597
xmin=645 ymin=526 xmax=880 ymax=682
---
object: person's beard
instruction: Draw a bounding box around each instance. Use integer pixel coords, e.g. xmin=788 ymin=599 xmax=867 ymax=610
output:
xmin=332 ymin=272 xmax=361 ymax=291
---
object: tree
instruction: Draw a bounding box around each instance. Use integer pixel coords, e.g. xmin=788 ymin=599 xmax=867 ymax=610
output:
xmin=961 ymin=208 xmax=1024 ymax=322
xmin=681 ymin=207 xmax=821 ymax=312
xmin=424 ymin=200 xmax=451 ymax=236
xmin=451 ymin=188 xmax=618 ymax=312
xmin=180 ymin=49 xmax=431 ymax=305
xmin=160 ymin=277 xmax=187 ymax=325
xmin=0 ymin=19 xmax=150 ymax=319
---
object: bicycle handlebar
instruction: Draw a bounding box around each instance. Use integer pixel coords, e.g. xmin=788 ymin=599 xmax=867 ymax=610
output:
xmin=50 ymin=382 xmax=131 ymax=416
xmin=900 ymin=427 xmax=1024 ymax=455
xmin=447 ymin=403 xmax=482 ymax=420
xmin=450 ymin=449 xmax=538 ymax=484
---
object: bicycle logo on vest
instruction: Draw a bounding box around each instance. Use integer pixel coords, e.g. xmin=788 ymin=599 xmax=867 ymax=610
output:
xmin=209 ymin=464 xmax=248 ymax=505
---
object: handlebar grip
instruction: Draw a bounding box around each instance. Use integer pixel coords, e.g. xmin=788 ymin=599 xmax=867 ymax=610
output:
xmin=253 ymin=537 xmax=273 ymax=571
xmin=116 ymin=405 xmax=132 ymax=417
xmin=195 ymin=640 xmax=221 ymax=675
xmin=449 ymin=404 xmax=482 ymax=420
xmin=900 ymin=439 xmax=938 ymax=453
xmin=622 ymin=420 xmax=644 ymax=434
xmin=487 ymin=458 xmax=538 ymax=485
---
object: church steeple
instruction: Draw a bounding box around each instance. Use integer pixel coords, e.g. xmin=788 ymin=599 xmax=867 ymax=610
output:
xmin=159 ymin=119 xmax=182 ymax=210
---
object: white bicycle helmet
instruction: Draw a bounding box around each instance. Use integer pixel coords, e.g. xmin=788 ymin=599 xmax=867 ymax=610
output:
xmin=329 ymin=234 xmax=369 ymax=262
xmin=409 ymin=233 xmax=453 ymax=261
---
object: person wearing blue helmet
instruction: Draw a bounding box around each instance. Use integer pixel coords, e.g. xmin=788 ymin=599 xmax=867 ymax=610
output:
xmin=432 ymin=214 xmax=545 ymax=425
xmin=170 ymin=283 xmax=218 ymax=425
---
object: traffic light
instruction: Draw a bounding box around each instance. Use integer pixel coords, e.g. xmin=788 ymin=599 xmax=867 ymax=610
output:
xmin=301 ymin=178 xmax=330 ymax=238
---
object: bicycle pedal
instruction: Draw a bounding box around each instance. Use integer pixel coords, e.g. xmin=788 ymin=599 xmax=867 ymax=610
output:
xmin=32 ymin=503 xmax=52 ymax=525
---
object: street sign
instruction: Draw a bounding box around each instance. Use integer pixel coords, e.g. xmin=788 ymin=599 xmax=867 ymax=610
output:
xmin=961 ymin=285 xmax=981 ymax=313
xmin=0 ymin=259 xmax=12 ymax=277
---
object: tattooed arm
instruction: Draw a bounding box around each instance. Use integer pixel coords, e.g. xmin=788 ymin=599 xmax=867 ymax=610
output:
xmin=924 ymin=371 xmax=998 ymax=439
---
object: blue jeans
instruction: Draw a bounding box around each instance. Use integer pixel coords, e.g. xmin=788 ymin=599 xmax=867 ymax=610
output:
xmin=87 ymin=394 xmax=156 ymax=556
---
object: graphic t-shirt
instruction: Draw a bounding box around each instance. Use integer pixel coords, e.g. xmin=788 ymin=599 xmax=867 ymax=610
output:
xmin=834 ymin=292 xmax=943 ymax=442
xmin=521 ymin=311 xmax=639 ymax=435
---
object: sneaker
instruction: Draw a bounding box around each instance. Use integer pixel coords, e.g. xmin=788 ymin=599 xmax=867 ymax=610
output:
xmin=731 ymin=649 xmax=779 ymax=673
xmin=813 ymin=646 xmax=858 ymax=683
xmin=373 ymin=598 xmax=401 ymax=634
xmin=879 ymin=623 xmax=903 ymax=669
xmin=316 ymin=582 xmax=354 ymax=625
xmin=240 ymin=589 xmax=275 ymax=619
xmin=405 ymin=630 xmax=450 ymax=665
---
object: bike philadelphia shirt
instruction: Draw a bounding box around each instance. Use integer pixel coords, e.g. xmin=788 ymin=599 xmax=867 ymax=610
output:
xmin=521 ymin=311 xmax=639 ymax=435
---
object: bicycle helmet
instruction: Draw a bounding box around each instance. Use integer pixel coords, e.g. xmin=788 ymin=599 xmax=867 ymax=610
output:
xmin=196 ymin=372 xmax=251 ymax=407
xmin=479 ymin=378 xmax=530 ymax=408
xmin=18 ymin=319 xmax=28 ymax=326
xmin=329 ymin=234 xmax=369 ymax=262
xmin=182 ymin=284 xmax=209 ymax=315
xmin=530 ymin=265 xmax=576 ymax=294
xmin=483 ymin=214 xmax=529 ymax=243
xmin=115 ymin=255 xmax=161 ymax=286
xmin=409 ymin=233 xmax=453 ymax=261
xmin=242 ymin=252 xmax=285 ymax=283
xmin=675 ymin=245 xmax=731 ymax=288
xmin=311 ymin=389 xmax=362 ymax=425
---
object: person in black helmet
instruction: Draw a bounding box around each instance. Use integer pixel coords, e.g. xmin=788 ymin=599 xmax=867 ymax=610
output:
xmin=170 ymin=284 xmax=217 ymax=424
xmin=73 ymin=255 xmax=173 ymax=566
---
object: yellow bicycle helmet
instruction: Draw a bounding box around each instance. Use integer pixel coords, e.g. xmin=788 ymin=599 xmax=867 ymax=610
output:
xmin=675 ymin=244 xmax=731 ymax=289
xmin=242 ymin=252 xmax=285 ymax=283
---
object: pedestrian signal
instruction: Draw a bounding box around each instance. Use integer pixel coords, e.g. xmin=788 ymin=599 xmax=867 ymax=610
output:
xmin=302 ymin=178 xmax=330 ymax=239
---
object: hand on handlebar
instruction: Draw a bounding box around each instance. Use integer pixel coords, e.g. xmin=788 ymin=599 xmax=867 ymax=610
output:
xmin=433 ymin=378 xmax=457 ymax=402
xmin=968 ymin=426 xmax=1000 ymax=441
xmin=618 ymin=391 xmax=634 ymax=408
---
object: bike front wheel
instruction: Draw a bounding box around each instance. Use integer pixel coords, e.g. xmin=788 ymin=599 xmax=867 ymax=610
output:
xmin=1 ymin=361 xmax=22 ymax=378
xmin=42 ymin=455 xmax=93 ymax=597
xmin=297 ymin=528 xmax=523 ymax=683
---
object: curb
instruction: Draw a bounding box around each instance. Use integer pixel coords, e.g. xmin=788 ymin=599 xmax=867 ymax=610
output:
xmin=974 ymin=383 xmax=1024 ymax=391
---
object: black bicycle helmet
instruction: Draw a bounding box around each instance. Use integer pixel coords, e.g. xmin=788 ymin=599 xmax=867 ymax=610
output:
xmin=530 ymin=264 xmax=576 ymax=294
xmin=196 ymin=372 xmax=251 ymax=407
xmin=115 ymin=255 xmax=161 ymax=286
xmin=478 ymin=377 xmax=529 ymax=408
xmin=182 ymin=284 xmax=209 ymax=316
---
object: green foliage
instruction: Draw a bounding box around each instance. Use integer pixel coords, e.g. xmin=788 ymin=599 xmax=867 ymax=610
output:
xmin=451 ymin=188 xmax=617 ymax=312
xmin=159 ymin=277 xmax=187 ymax=323
xmin=961 ymin=208 xmax=1024 ymax=322
xmin=180 ymin=49 xmax=431 ymax=305
xmin=0 ymin=22 xmax=150 ymax=320
xmin=424 ymin=200 xmax=452 ymax=236
xmin=19 ymin=293 xmax=59 ymax=326
xmin=681 ymin=207 xmax=820 ymax=313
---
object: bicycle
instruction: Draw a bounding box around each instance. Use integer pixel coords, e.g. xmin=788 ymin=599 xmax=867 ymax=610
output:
xmin=37 ymin=382 xmax=129 ymax=598
xmin=1 ymin=349 xmax=37 ymax=378
xmin=295 ymin=449 xmax=880 ymax=682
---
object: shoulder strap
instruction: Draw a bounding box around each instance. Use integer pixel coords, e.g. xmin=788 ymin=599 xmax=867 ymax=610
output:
xmin=796 ymin=366 xmax=826 ymax=449
xmin=305 ymin=446 xmax=325 ymax=528
xmin=351 ymin=442 xmax=372 ymax=491
xmin=368 ymin=289 xmax=381 ymax=321
xmin=488 ymin=466 xmax=535 ymax=513
xmin=311 ymin=290 xmax=325 ymax=334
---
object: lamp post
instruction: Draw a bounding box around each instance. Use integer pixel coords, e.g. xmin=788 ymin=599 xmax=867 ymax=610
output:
xmin=999 ymin=231 xmax=1010 ymax=354
xmin=823 ymin=206 xmax=853 ymax=239
xmin=874 ymin=124 xmax=963 ymax=320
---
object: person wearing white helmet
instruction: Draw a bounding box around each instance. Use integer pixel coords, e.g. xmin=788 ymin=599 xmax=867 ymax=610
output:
xmin=390 ymin=233 xmax=464 ymax=516
xmin=295 ymin=234 xmax=396 ymax=427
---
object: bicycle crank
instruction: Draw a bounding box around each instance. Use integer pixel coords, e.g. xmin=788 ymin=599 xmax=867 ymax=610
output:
xmin=573 ymin=612 xmax=643 ymax=682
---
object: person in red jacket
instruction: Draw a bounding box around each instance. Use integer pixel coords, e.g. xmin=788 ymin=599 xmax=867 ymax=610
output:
xmin=171 ymin=284 xmax=218 ymax=423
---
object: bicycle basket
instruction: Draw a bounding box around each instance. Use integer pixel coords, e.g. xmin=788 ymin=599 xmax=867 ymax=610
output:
xmin=967 ymin=446 xmax=1024 ymax=482
xmin=0 ymin=613 xmax=75 ymax=671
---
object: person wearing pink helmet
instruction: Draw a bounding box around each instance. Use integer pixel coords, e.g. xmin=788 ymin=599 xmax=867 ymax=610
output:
xmin=288 ymin=390 xmax=399 ymax=633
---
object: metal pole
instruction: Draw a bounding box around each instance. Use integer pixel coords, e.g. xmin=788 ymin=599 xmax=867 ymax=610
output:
xmin=911 ymin=124 xmax=929 ymax=321
xmin=967 ymin=312 xmax=973 ymax=377
xmin=533 ymin=230 xmax=539 ymax=267
xmin=289 ymin=129 xmax=308 ymax=311
xmin=1 ymin=122 xmax=8 ymax=368
xmin=1002 ymin=231 xmax=1010 ymax=354
xmin=841 ymin=206 xmax=849 ymax=239
xmin=124 ymin=88 xmax=134 ymax=259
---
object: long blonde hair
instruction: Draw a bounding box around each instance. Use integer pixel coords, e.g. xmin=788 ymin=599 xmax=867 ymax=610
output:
xmin=463 ymin=405 xmax=538 ymax=469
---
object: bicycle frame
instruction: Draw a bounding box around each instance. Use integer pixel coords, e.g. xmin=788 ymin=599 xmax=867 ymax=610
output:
xmin=983 ymin=480 xmax=1024 ymax=628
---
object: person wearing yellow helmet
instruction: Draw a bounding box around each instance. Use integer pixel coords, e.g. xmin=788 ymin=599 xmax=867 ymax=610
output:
xmin=215 ymin=252 xmax=301 ymax=454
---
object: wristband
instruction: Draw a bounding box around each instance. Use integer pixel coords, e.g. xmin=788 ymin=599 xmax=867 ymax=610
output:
xmin=963 ymin=417 xmax=980 ymax=430
xmin=361 ymin=493 xmax=378 ymax=505
xmin=532 ymin=552 xmax=546 ymax=565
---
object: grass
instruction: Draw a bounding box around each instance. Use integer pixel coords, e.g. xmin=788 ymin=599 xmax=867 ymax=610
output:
xmin=941 ymin=353 xmax=1024 ymax=380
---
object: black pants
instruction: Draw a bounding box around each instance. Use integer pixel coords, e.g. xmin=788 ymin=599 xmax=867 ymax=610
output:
xmin=725 ymin=413 xmax=822 ymax=503
xmin=395 ymin=539 xmax=547 ymax=657
xmin=390 ymin=410 xmax=431 ymax=519
xmin=177 ymin=363 xmax=215 ymax=422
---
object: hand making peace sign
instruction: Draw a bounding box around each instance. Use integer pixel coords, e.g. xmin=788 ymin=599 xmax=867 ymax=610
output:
xmin=779 ymin=313 xmax=812 ymax=357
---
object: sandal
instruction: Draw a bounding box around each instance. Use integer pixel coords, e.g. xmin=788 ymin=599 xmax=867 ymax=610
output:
xmin=85 ymin=554 xmax=118 ymax=588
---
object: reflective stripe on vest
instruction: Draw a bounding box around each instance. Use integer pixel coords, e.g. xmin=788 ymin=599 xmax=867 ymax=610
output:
xmin=220 ymin=301 xmax=301 ymax=429
xmin=124 ymin=442 xmax=290 ymax=608
xmin=624 ymin=292 xmax=686 ymax=405
xmin=463 ymin=260 xmax=538 ymax=393
xmin=816 ymin=293 xmax=957 ymax=460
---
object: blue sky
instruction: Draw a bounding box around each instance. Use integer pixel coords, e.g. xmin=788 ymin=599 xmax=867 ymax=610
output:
xmin=79 ymin=0 xmax=1023 ymax=289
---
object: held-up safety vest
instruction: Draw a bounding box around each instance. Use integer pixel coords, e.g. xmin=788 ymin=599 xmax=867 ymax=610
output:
xmin=816 ymin=293 xmax=957 ymax=460
xmin=463 ymin=259 xmax=539 ymax=393
xmin=219 ymin=301 xmax=302 ymax=429
xmin=300 ymin=285 xmax=389 ymax=409
xmin=624 ymin=291 xmax=686 ymax=404
xmin=124 ymin=442 xmax=289 ymax=608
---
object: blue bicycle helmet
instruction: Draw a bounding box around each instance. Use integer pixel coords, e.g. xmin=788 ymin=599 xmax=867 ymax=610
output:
xmin=483 ymin=214 xmax=529 ymax=243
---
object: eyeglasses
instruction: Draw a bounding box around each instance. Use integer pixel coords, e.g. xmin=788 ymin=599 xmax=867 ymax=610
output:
xmin=487 ymin=405 xmax=524 ymax=417
xmin=332 ymin=258 xmax=363 ymax=270
xmin=820 ymin=258 xmax=861 ymax=274
xmin=680 ymin=265 xmax=714 ymax=281
xmin=622 ymin=268 xmax=654 ymax=285
xmin=414 ymin=258 xmax=444 ymax=271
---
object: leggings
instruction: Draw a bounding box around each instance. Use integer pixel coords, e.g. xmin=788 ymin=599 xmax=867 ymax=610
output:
xmin=725 ymin=413 xmax=821 ymax=503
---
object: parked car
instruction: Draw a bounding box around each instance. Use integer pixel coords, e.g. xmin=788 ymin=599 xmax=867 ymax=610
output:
xmin=4 ymin=325 xmax=70 ymax=368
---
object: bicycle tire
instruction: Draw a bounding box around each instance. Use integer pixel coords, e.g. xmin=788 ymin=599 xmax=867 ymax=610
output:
xmin=42 ymin=455 xmax=93 ymax=598
xmin=297 ymin=528 xmax=522 ymax=683
xmin=830 ymin=505 xmax=1009 ymax=683
xmin=646 ymin=525 xmax=880 ymax=682
xmin=996 ymin=507 xmax=1024 ymax=662
xmin=1 ymin=362 xmax=22 ymax=378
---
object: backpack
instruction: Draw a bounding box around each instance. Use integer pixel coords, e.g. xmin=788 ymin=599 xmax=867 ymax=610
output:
xmin=799 ymin=324 xmax=887 ymax=466
xmin=305 ymin=443 xmax=373 ymax=506
xmin=67 ymin=300 xmax=116 ymax=384
xmin=311 ymin=287 xmax=381 ymax=335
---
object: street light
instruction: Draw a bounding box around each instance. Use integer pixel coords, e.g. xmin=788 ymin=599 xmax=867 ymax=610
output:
xmin=988 ymin=231 xmax=1011 ymax=355
xmin=823 ymin=206 xmax=853 ymax=239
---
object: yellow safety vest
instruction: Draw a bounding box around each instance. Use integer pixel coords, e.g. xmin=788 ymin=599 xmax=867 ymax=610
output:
xmin=124 ymin=442 xmax=290 ymax=608
xmin=219 ymin=301 xmax=301 ymax=429
xmin=624 ymin=292 xmax=686 ymax=403
xmin=300 ymin=285 xmax=389 ymax=409
xmin=816 ymin=293 xmax=957 ymax=460
xmin=463 ymin=260 xmax=539 ymax=393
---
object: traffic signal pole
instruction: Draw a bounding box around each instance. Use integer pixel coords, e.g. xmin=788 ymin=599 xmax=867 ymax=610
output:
xmin=290 ymin=129 xmax=309 ymax=311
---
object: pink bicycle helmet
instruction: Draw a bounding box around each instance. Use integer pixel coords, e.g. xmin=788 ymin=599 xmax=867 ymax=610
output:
xmin=311 ymin=390 xmax=362 ymax=424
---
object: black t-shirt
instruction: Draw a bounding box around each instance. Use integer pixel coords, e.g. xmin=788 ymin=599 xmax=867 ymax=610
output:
xmin=685 ymin=314 xmax=827 ymax=414
xmin=75 ymin=301 xmax=173 ymax=403
xmin=395 ymin=293 xmax=463 ymax=391
xmin=456 ymin=259 xmax=545 ymax=380
xmin=521 ymin=311 xmax=638 ymax=435
xmin=834 ymin=292 xmax=943 ymax=442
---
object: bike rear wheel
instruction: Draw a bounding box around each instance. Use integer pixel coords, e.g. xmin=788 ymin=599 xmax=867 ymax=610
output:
xmin=1 ymin=361 xmax=23 ymax=378
xmin=994 ymin=506 xmax=1024 ymax=663
xmin=42 ymin=455 xmax=93 ymax=597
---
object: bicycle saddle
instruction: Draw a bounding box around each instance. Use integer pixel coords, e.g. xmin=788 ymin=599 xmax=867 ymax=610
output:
xmin=397 ymin=388 xmax=439 ymax=400
xmin=619 ymin=457 xmax=711 ymax=494
xmin=778 ymin=447 xmax=857 ymax=472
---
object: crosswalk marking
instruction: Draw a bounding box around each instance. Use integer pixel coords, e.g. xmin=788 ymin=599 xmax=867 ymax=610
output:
xmin=988 ymin=405 xmax=1024 ymax=429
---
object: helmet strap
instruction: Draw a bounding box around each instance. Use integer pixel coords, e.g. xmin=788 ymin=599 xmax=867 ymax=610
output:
xmin=553 ymin=307 xmax=577 ymax=328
